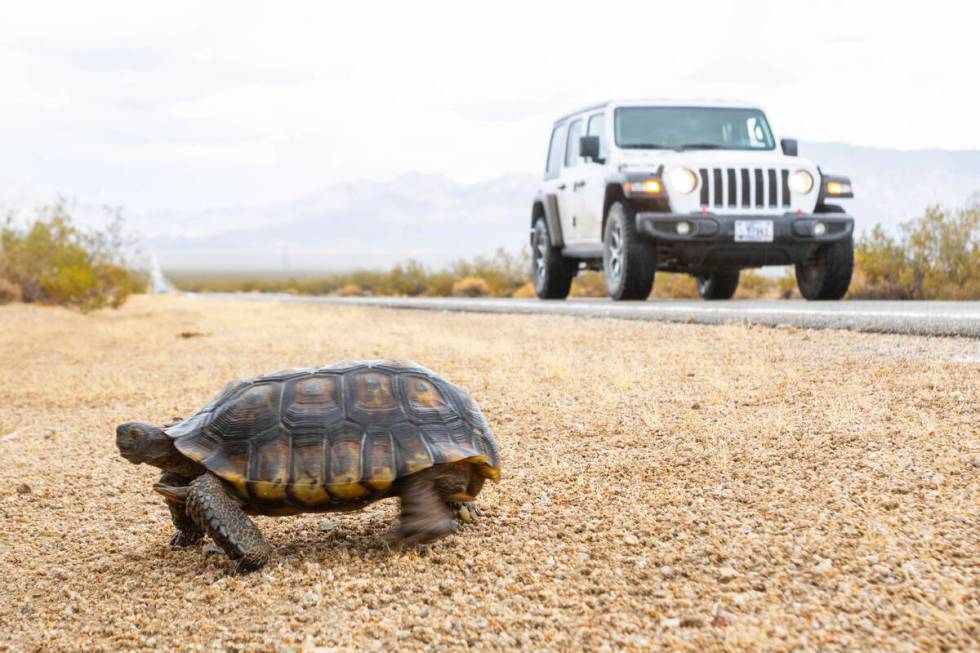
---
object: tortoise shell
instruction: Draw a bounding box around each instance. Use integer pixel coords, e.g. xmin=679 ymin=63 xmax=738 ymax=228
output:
xmin=164 ymin=360 xmax=500 ymax=511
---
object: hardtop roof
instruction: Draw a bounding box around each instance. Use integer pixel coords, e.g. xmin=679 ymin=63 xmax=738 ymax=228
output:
xmin=552 ymin=99 xmax=765 ymax=125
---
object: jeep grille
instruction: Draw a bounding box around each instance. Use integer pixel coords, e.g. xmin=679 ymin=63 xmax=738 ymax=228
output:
xmin=698 ymin=168 xmax=791 ymax=210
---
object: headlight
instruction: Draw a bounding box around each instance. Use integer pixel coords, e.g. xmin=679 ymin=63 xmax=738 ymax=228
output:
xmin=669 ymin=167 xmax=698 ymax=194
xmin=788 ymin=170 xmax=814 ymax=194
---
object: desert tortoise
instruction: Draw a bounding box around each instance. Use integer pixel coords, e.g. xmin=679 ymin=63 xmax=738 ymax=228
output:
xmin=116 ymin=360 xmax=500 ymax=573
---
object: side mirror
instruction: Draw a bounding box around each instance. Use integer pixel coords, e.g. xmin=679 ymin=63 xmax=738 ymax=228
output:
xmin=780 ymin=138 xmax=798 ymax=156
xmin=579 ymin=135 xmax=602 ymax=162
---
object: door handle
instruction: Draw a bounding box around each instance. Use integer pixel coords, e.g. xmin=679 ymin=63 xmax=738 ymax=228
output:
xmin=556 ymin=183 xmax=567 ymax=190
xmin=572 ymin=180 xmax=586 ymax=190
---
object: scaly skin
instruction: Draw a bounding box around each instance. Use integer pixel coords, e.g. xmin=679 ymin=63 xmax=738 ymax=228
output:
xmin=186 ymin=472 xmax=272 ymax=574
xmin=158 ymin=473 xmax=204 ymax=547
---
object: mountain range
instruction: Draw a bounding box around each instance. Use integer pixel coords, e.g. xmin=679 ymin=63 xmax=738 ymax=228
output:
xmin=131 ymin=143 xmax=980 ymax=270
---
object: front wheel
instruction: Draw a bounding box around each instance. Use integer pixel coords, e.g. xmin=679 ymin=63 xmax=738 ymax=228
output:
xmin=603 ymin=202 xmax=655 ymax=300
xmin=531 ymin=219 xmax=575 ymax=299
xmin=795 ymin=237 xmax=854 ymax=300
xmin=696 ymin=270 xmax=740 ymax=300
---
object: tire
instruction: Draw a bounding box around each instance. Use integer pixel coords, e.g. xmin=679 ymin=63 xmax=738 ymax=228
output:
xmin=531 ymin=218 xmax=574 ymax=300
xmin=602 ymin=202 xmax=655 ymax=300
xmin=696 ymin=270 xmax=740 ymax=300
xmin=795 ymin=237 xmax=854 ymax=300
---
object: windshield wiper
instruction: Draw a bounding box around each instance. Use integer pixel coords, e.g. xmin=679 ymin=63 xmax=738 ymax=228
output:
xmin=620 ymin=143 xmax=669 ymax=149
xmin=673 ymin=143 xmax=723 ymax=151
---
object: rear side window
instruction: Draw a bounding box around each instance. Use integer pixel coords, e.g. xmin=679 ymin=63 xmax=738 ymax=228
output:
xmin=545 ymin=125 xmax=566 ymax=179
xmin=564 ymin=119 xmax=583 ymax=167
xmin=586 ymin=113 xmax=606 ymax=160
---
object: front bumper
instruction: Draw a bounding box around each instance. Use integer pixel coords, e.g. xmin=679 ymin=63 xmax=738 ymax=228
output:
xmin=637 ymin=212 xmax=853 ymax=243
xmin=635 ymin=212 xmax=854 ymax=270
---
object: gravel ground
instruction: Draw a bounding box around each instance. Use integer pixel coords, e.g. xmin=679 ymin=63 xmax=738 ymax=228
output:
xmin=0 ymin=295 xmax=977 ymax=652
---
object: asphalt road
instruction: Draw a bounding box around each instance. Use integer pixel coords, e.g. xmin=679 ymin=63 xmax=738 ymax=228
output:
xmin=198 ymin=294 xmax=980 ymax=337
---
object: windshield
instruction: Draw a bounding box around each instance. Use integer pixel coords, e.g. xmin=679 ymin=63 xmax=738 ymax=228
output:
xmin=614 ymin=106 xmax=775 ymax=151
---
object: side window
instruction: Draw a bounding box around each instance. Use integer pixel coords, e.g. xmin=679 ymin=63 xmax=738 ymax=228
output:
xmin=545 ymin=125 xmax=565 ymax=179
xmin=586 ymin=113 xmax=606 ymax=160
xmin=564 ymin=119 xmax=582 ymax=167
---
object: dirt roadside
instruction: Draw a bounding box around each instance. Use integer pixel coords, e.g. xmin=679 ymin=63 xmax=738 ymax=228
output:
xmin=0 ymin=296 xmax=977 ymax=651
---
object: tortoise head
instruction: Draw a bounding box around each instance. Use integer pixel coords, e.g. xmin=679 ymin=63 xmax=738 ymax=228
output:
xmin=115 ymin=421 xmax=201 ymax=477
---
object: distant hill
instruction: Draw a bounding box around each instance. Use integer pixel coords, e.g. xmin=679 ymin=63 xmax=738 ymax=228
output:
xmin=75 ymin=143 xmax=980 ymax=270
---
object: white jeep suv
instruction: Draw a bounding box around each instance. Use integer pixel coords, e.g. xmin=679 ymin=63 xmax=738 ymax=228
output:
xmin=530 ymin=100 xmax=855 ymax=300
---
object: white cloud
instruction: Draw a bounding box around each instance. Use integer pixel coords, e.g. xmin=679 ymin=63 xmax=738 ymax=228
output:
xmin=0 ymin=0 xmax=978 ymax=215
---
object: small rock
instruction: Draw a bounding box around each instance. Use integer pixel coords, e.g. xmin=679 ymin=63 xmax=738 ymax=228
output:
xmin=301 ymin=591 xmax=322 ymax=607
xmin=320 ymin=520 xmax=338 ymax=532
xmin=658 ymin=565 xmax=674 ymax=578
xmin=623 ymin=533 xmax=639 ymax=545
xmin=16 ymin=483 xmax=31 ymax=495
xmin=661 ymin=618 xmax=680 ymax=628
xmin=1 ymin=429 xmax=22 ymax=442
xmin=717 ymin=566 xmax=738 ymax=582
xmin=813 ymin=559 xmax=833 ymax=574
xmin=712 ymin=610 xmax=737 ymax=627
xmin=680 ymin=616 xmax=706 ymax=628
xmin=690 ymin=402 xmax=701 ymax=410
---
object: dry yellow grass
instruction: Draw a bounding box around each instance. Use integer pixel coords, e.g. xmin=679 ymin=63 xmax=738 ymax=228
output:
xmin=1 ymin=295 xmax=978 ymax=652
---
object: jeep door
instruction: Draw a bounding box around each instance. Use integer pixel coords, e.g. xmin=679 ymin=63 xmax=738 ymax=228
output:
xmin=555 ymin=118 xmax=585 ymax=244
xmin=573 ymin=112 xmax=608 ymax=243
xmin=542 ymin=121 xmax=575 ymax=246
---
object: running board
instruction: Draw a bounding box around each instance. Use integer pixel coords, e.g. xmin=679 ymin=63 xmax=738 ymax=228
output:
xmin=561 ymin=244 xmax=603 ymax=259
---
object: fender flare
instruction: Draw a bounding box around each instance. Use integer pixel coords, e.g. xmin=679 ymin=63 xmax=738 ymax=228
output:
xmin=532 ymin=192 xmax=564 ymax=248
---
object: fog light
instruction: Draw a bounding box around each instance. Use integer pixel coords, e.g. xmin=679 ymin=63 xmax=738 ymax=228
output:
xmin=813 ymin=221 xmax=827 ymax=236
xmin=676 ymin=221 xmax=691 ymax=235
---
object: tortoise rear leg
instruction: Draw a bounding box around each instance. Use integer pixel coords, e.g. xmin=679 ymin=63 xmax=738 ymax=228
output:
xmin=186 ymin=472 xmax=272 ymax=574
xmin=449 ymin=472 xmax=486 ymax=523
xmin=392 ymin=467 xmax=456 ymax=545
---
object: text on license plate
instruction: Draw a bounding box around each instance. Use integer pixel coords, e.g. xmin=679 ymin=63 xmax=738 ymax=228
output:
xmin=734 ymin=220 xmax=774 ymax=242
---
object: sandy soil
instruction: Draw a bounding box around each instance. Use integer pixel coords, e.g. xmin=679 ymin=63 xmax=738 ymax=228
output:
xmin=0 ymin=295 xmax=977 ymax=652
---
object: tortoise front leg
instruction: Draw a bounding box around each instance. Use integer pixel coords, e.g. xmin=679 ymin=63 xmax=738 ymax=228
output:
xmin=186 ymin=472 xmax=272 ymax=574
xmin=156 ymin=473 xmax=204 ymax=547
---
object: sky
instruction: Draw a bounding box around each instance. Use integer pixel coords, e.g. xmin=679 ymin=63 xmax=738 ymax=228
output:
xmin=1 ymin=0 xmax=979 ymax=214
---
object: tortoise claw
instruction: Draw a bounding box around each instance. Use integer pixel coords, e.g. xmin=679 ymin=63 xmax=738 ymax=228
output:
xmin=169 ymin=530 xmax=203 ymax=548
xmin=450 ymin=501 xmax=484 ymax=523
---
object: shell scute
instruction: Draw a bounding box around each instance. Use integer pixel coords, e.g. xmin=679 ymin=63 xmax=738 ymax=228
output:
xmin=209 ymin=382 xmax=281 ymax=441
xmin=324 ymin=421 xmax=368 ymax=500
xmin=281 ymin=374 xmax=343 ymax=430
xmin=249 ymin=433 xmax=290 ymax=501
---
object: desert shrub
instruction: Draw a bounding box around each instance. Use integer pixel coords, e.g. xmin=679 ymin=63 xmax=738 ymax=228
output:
xmin=511 ymin=282 xmax=535 ymax=298
xmin=0 ymin=204 xmax=143 ymax=312
xmin=451 ymin=276 xmax=490 ymax=297
xmin=734 ymin=270 xmax=779 ymax=299
xmin=570 ymin=271 xmax=606 ymax=297
xmin=333 ymin=283 xmax=365 ymax=297
xmin=448 ymin=248 xmax=529 ymax=297
xmin=777 ymin=270 xmax=799 ymax=299
xmin=425 ymin=272 xmax=455 ymax=297
xmin=0 ymin=278 xmax=22 ymax=304
xmin=650 ymin=272 xmax=698 ymax=299
xmin=852 ymin=195 xmax=980 ymax=299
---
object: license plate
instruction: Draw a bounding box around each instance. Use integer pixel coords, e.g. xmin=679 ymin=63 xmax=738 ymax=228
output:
xmin=734 ymin=220 xmax=774 ymax=242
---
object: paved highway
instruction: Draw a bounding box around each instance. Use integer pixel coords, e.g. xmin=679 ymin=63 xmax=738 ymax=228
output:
xmin=198 ymin=294 xmax=980 ymax=337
